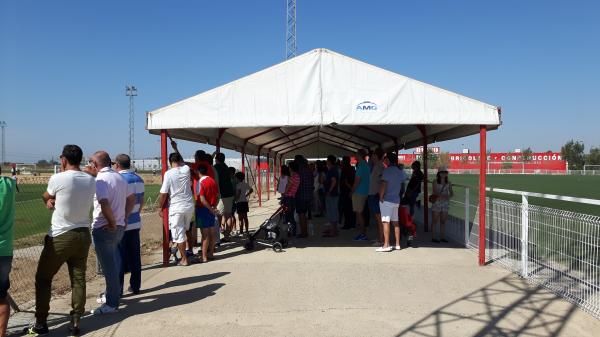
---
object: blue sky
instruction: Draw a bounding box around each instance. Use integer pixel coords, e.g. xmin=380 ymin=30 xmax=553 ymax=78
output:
xmin=1 ymin=0 xmax=599 ymax=163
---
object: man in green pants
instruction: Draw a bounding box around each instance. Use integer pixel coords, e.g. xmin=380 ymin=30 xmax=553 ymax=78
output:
xmin=26 ymin=145 xmax=96 ymax=336
xmin=0 ymin=166 xmax=15 ymax=337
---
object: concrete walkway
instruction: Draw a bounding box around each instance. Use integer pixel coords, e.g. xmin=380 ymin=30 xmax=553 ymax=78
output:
xmin=8 ymin=198 xmax=600 ymax=337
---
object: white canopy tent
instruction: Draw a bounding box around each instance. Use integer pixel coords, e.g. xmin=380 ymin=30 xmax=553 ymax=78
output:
xmin=147 ymin=48 xmax=500 ymax=266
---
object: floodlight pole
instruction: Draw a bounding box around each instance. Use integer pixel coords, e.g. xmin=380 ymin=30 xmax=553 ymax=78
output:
xmin=286 ymin=0 xmax=297 ymax=60
xmin=0 ymin=121 xmax=6 ymax=165
xmin=126 ymin=86 xmax=138 ymax=160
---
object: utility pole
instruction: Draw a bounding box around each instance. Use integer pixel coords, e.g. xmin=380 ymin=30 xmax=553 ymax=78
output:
xmin=0 ymin=121 xmax=6 ymax=165
xmin=125 ymin=85 xmax=138 ymax=160
xmin=286 ymin=0 xmax=297 ymax=60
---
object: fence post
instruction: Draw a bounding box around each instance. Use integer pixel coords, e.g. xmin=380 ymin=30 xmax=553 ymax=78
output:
xmin=521 ymin=194 xmax=529 ymax=277
xmin=464 ymin=187 xmax=469 ymax=247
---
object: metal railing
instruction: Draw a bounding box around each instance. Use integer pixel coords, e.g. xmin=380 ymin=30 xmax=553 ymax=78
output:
xmin=439 ymin=184 xmax=600 ymax=319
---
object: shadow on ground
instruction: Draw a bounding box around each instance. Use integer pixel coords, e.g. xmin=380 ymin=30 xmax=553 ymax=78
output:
xmin=395 ymin=274 xmax=578 ymax=337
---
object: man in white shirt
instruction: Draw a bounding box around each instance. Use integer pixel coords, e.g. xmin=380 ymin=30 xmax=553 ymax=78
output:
xmin=87 ymin=151 xmax=131 ymax=315
xmin=28 ymin=145 xmax=96 ymax=336
xmin=159 ymin=152 xmax=195 ymax=266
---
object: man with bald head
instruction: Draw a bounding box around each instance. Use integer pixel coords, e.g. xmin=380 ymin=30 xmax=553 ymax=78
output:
xmin=87 ymin=151 xmax=129 ymax=315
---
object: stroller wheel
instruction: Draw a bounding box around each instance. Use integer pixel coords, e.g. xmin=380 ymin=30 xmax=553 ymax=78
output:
xmin=272 ymin=242 xmax=283 ymax=252
xmin=244 ymin=241 xmax=254 ymax=251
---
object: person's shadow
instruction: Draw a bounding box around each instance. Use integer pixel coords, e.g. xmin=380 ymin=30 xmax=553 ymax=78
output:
xmin=44 ymin=272 xmax=229 ymax=336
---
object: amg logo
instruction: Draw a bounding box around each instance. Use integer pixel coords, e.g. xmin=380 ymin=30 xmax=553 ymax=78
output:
xmin=356 ymin=101 xmax=378 ymax=111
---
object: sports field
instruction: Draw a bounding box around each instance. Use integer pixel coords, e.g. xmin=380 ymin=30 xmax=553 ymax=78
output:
xmin=11 ymin=174 xmax=600 ymax=243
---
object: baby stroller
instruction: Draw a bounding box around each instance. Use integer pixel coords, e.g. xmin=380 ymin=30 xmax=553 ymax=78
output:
xmin=244 ymin=201 xmax=290 ymax=252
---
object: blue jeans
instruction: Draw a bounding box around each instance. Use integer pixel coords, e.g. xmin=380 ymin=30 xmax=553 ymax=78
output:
xmin=93 ymin=226 xmax=124 ymax=308
xmin=119 ymin=229 xmax=141 ymax=294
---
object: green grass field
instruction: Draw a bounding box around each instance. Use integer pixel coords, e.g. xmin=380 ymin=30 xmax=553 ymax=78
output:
xmin=12 ymin=175 xmax=600 ymax=243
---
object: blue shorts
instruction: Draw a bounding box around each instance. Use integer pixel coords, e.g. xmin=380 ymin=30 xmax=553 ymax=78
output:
xmin=367 ymin=194 xmax=381 ymax=214
xmin=195 ymin=207 xmax=216 ymax=229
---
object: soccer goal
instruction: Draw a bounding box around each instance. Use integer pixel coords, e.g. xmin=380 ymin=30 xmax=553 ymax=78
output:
xmin=583 ymin=165 xmax=600 ymax=175
xmin=15 ymin=163 xmax=38 ymax=176
xmin=486 ymin=161 xmax=526 ymax=174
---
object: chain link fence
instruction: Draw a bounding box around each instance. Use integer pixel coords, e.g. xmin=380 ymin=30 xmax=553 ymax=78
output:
xmin=9 ymin=175 xmax=164 ymax=310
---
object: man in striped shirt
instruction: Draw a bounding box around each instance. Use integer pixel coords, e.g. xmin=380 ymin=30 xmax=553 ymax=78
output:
xmin=115 ymin=154 xmax=145 ymax=295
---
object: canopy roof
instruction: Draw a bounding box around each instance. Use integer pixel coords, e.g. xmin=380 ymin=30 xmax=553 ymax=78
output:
xmin=147 ymin=48 xmax=501 ymax=158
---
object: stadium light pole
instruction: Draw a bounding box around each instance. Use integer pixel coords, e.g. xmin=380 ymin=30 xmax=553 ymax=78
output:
xmin=126 ymin=85 xmax=138 ymax=160
xmin=0 ymin=121 xmax=6 ymax=165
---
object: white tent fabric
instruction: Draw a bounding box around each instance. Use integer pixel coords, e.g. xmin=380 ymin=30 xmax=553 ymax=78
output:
xmin=147 ymin=48 xmax=500 ymax=158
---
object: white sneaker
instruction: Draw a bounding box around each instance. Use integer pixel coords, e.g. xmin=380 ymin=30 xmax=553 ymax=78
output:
xmin=375 ymin=246 xmax=393 ymax=252
xmin=96 ymin=293 xmax=106 ymax=304
xmin=91 ymin=303 xmax=117 ymax=315
xmin=394 ymin=245 xmax=401 ymax=250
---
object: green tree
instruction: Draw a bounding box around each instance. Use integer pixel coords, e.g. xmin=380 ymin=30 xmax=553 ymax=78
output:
xmin=561 ymin=140 xmax=585 ymax=170
xmin=522 ymin=147 xmax=533 ymax=162
xmin=586 ymin=146 xmax=600 ymax=166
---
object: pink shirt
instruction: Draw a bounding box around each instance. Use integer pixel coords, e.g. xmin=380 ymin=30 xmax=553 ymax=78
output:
xmin=284 ymin=173 xmax=300 ymax=197
xmin=92 ymin=167 xmax=129 ymax=229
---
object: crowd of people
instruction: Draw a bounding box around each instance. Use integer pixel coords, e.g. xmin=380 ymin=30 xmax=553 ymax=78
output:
xmin=0 ymin=142 xmax=454 ymax=336
xmin=276 ymin=150 xmax=454 ymax=251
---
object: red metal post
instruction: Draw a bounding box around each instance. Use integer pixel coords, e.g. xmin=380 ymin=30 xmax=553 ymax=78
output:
xmin=421 ymin=127 xmax=429 ymax=232
xmin=257 ymin=149 xmax=262 ymax=207
xmin=241 ymin=147 xmax=245 ymax=173
xmin=479 ymin=125 xmax=487 ymax=266
xmin=273 ymin=155 xmax=277 ymax=197
xmin=266 ymin=153 xmax=270 ymax=201
xmin=216 ymin=128 xmax=225 ymax=153
xmin=160 ymin=130 xmax=170 ymax=267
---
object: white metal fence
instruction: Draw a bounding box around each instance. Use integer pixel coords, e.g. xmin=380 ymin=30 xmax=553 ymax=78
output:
xmin=438 ymin=185 xmax=600 ymax=319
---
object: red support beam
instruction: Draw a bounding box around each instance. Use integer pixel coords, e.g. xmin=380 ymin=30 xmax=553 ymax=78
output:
xmin=160 ymin=130 xmax=170 ymax=267
xmin=279 ymin=139 xmax=320 ymax=156
xmin=216 ymin=128 xmax=226 ymax=153
xmin=260 ymin=126 xmax=314 ymax=148
xmin=318 ymin=135 xmax=360 ymax=152
xmin=244 ymin=127 xmax=280 ymax=142
xmin=257 ymin=149 xmax=262 ymax=207
xmin=418 ymin=125 xmax=429 ymax=232
xmin=479 ymin=125 xmax=487 ymax=266
xmin=359 ymin=125 xmax=397 ymax=145
xmin=273 ymin=155 xmax=277 ymax=197
xmin=241 ymin=147 xmax=245 ymax=173
xmin=318 ymin=129 xmax=370 ymax=149
xmin=274 ymin=136 xmax=319 ymax=154
xmin=269 ymin=131 xmax=318 ymax=151
xmin=266 ymin=153 xmax=270 ymax=201
xmin=325 ymin=125 xmax=379 ymax=147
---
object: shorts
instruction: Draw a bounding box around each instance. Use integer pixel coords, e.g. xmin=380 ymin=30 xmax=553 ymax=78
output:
xmin=195 ymin=207 xmax=216 ymax=229
xmin=236 ymin=202 xmax=249 ymax=214
xmin=295 ymin=198 xmax=310 ymax=214
xmin=169 ymin=212 xmax=192 ymax=244
xmin=379 ymin=201 xmax=399 ymax=223
xmin=351 ymin=194 xmax=367 ymax=213
xmin=432 ymin=200 xmax=450 ymax=213
xmin=0 ymin=256 xmax=12 ymax=300
xmin=367 ymin=194 xmax=381 ymax=214
xmin=217 ymin=197 xmax=234 ymax=216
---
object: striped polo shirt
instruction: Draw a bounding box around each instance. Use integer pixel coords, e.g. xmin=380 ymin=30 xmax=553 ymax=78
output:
xmin=119 ymin=170 xmax=145 ymax=230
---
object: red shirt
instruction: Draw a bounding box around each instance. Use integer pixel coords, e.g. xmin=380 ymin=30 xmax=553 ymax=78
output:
xmin=190 ymin=161 xmax=216 ymax=207
xmin=195 ymin=175 xmax=219 ymax=207
xmin=284 ymin=173 xmax=300 ymax=197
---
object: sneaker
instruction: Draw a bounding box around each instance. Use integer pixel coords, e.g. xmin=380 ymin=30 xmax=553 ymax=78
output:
xmin=24 ymin=322 xmax=49 ymax=336
xmin=127 ymin=286 xmax=140 ymax=295
xmin=353 ymin=234 xmax=368 ymax=241
xmin=375 ymin=246 xmax=393 ymax=252
xmin=91 ymin=304 xmax=117 ymax=315
xmin=68 ymin=316 xmax=81 ymax=336
xmin=96 ymin=293 xmax=106 ymax=304
xmin=394 ymin=245 xmax=401 ymax=250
